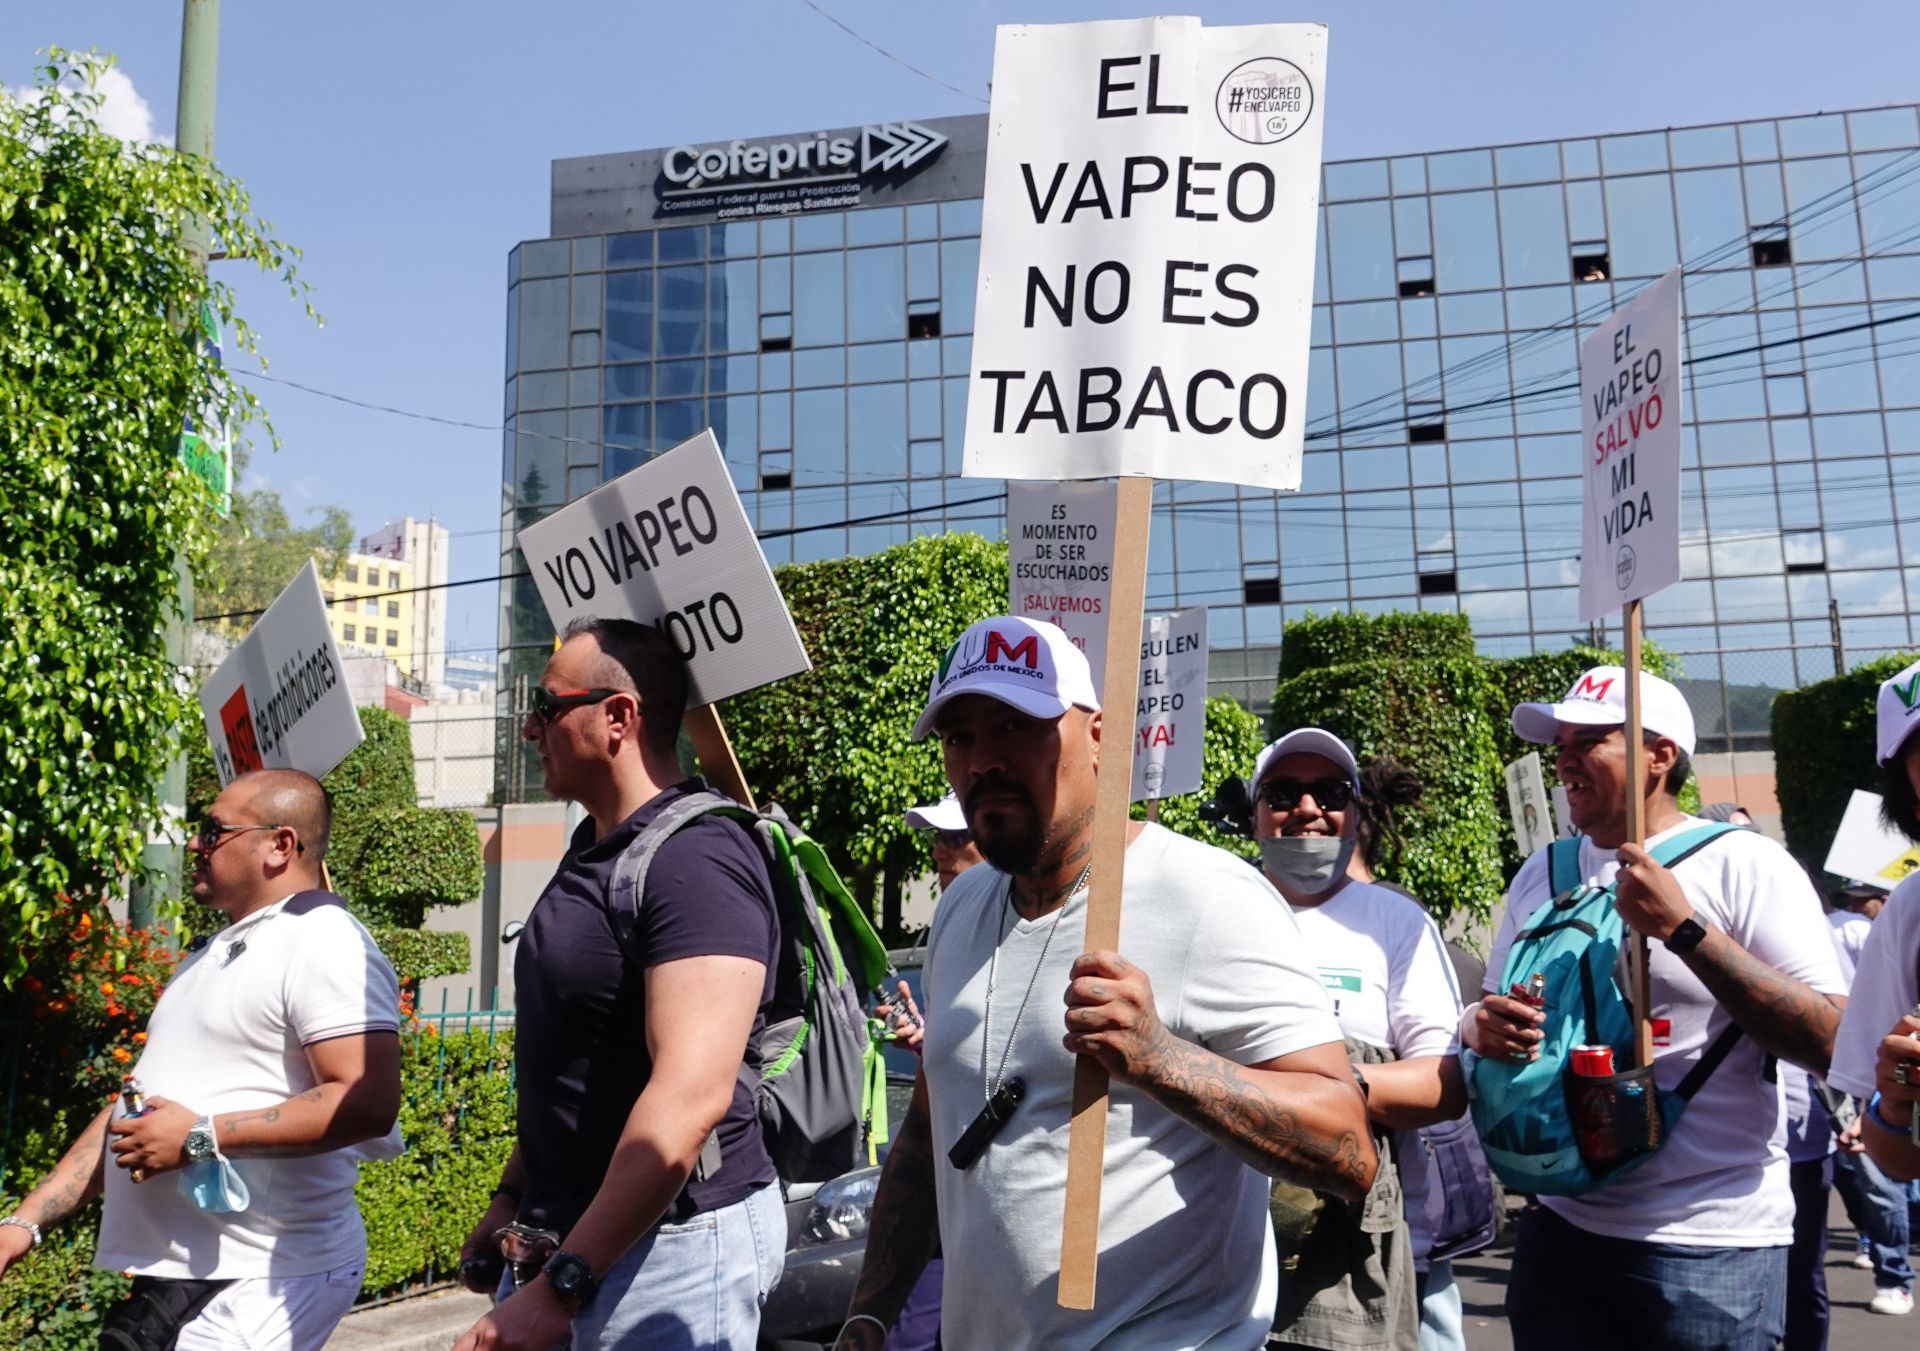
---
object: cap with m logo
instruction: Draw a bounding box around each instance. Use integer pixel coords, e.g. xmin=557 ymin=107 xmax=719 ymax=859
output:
xmin=911 ymin=615 xmax=1101 ymax=742
xmin=1510 ymin=663 xmax=1697 ymax=757
xmin=1875 ymin=659 xmax=1920 ymax=765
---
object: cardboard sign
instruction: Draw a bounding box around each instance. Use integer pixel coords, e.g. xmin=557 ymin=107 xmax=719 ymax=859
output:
xmin=963 ymin=17 xmax=1328 ymax=490
xmin=1504 ymin=751 xmax=1554 ymax=856
xmin=1133 ymin=607 xmax=1207 ymax=802
xmin=516 ymin=430 xmax=810 ymax=707
xmin=1580 ymin=268 xmax=1682 ymax=623
xmin=1008 ymin=479 xmax=1119 ymax=672
xmin=198 ymin=561 xmax=364 ymax=784
xmin=1824 ymin=789 xmax=1920 ymax=884
xmin=1551 ymin=785 xmax=1579 ymax=839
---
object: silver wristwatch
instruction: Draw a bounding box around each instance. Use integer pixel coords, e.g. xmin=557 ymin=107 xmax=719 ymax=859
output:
xmin=184 ymin=1115 xmax=218 ymax=1163
xmin=0 ymin=1216 xmax=41 ymax=1248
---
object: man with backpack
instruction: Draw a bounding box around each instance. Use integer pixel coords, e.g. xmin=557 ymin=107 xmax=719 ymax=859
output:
xmin=454 ymin=618 xmax=784 ymax=1351
xmin=1464 ymin=665 xmax=1846 ymax=1351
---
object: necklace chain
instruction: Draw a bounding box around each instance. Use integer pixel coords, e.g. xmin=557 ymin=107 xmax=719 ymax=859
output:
xmin=982 ymin=862 xmax=1092 ymax=1102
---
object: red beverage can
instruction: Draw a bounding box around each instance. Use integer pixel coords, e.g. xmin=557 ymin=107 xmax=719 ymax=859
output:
xmin=1508 ymin=972 xmax=1547 ymax=1009
xmin=1570 ymin=1045 xmax=1616 ymax=1077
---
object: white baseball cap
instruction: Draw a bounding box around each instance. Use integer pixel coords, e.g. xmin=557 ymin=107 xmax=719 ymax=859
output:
xmin=910 ymin=616 xmax=1101 ymax=742
xmin=904 ymin=792 xmax=968 ymax=832
xmin=1511 ymin=665 xmax=1698 ymax=757
xmin=1253 ymin=728 xmax=1361 ymax=789
xmin=1875 ymin=658 xmax=1920 ymax=764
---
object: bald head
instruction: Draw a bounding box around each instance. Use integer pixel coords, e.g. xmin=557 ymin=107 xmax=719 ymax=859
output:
xmin=234 ymin=769 xmax=332 ymax=861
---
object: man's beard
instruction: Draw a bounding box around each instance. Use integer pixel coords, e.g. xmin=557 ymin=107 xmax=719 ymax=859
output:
xmin=965 ymin=776 xmax=1049 ymax=876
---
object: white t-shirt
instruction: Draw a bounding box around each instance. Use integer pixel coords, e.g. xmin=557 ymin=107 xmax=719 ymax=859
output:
xmin=923 ymin=825 xmax=1342 ymax=1350
xmin=96 ymin=895 xmax=404 ymax=1279
xmin=1829 ymin=911 xmax=1872 ymax=986
xmin=1831 ymin=873 xmax=1920 ymax=1101
xmin=1289 ymin=879 xmax=1461 ymax=1259
xmin=1481 ymin=818 xmax=1846 ymax=1247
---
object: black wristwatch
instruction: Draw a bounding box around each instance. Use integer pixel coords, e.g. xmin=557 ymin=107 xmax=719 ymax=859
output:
xmin=1664 ymin=915 xmax=1709 ymax=956
xmin=542 ymin=1251 xmax=600 ymax=1310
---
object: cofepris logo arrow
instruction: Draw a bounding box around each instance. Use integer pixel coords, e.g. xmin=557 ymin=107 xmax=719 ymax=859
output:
xmin=862 ymin=122 xmax=948 ymax=175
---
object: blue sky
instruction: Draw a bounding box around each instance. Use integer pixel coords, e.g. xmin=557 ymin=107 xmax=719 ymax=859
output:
xmin=8 ymin=1 xmax=1915 ymax=658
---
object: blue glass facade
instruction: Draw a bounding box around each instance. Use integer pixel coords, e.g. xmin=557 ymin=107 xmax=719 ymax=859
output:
xmin=502 ymin=104 xmax=1920 ymax=794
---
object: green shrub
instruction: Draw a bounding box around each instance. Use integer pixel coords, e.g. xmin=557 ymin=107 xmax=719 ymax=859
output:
xmin=1132 ymin=695 xmax=1265 ymax=859
xmin=1772 ymin=653 xmax=1916 ymax=869
xmin=372 ymin=929 xmax=474 ymax=987
xmin=353 ymin=808 xmax=485 ymax=928
xmin=1276 ymin=611 xmax=1476 ymax=684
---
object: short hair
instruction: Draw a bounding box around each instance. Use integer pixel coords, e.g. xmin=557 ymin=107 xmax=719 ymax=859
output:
xmin=1882 ymin=756 xmax=1920 ymax=845
xmin=564 ymin=617 xmax=689 ymax=755
xmin=240 ymin=769 xmax=331 ymax=861
xmin=1644 ymin=730 xmax=1691 ymax=798
xmin=1354 ymin=758 xmax=1422 ymax=869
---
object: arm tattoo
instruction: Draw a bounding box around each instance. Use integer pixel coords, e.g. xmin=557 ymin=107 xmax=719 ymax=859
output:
xmin=1140 ymin=1033 xmax=1375 ymax=1201
xmin=17 ymin=1107 xmax=111 ymax=1229
xmin=845 ymin=1106 xmax=940 ymax=1324
xmin=1683 ymin=929 xmax=1841 ymax=1074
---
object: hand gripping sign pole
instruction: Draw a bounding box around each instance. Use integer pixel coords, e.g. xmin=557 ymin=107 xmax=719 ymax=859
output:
xmin=515 ymin=429 xmax=811 ymax=811
xmin=1579 ymin=268 xmax=1683 ymax=1147
xmin=966 ymin=18 xmax=1328 ymax=1309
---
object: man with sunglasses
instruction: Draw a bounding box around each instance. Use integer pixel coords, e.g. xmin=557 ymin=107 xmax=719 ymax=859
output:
xmin=455 ymin=617 xmax=782 ymax=1351
xmin=0 ymin=769 xmax=402 ymax=1351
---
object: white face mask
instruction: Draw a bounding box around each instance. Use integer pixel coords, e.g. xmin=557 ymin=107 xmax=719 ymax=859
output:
xmin=1260 ymin=834 xmax=1356 ymax=897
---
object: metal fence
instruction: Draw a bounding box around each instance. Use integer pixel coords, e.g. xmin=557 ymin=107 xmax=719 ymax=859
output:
xmin=409 ymin=713 xmax=510 ymax=809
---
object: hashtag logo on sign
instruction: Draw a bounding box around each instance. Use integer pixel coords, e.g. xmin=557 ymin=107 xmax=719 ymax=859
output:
xmin=1227 ymin=86 xmax=1244 ymax=113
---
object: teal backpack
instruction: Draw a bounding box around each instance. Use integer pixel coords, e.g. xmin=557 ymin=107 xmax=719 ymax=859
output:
xmin=1468 ymin=823 xmax=1746 ymax=1196
xmin=611 ymin=790 xmax=895 ymax=1183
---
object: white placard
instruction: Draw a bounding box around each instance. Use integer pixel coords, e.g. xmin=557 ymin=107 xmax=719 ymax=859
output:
xmin=1550 ymin=785 xmax=1578 ymax=838
xmin=1504 ymin=751 xmax=1554 ymax=856
xmin=198 ymin=561 xmax=365 ymax=785
xmin=516 ymin=430 xmax=810 ymax=707
xmin=1008 ymin=479 xmax=1119 ymax=672
xmin=1133 ymin=607 xmax=1208 ymax=802
xmin=1824 ymin=789 xmax=1920 ymax=885
xmin=1580 ymin=268 xmax=1683 ymax=623
xmin=964 ymin=17 xmax=1328 ymax=490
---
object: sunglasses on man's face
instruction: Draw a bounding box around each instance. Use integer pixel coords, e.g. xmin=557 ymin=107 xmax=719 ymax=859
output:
xmin=933 ymin=829 xmax=972 ymax=850
xmin=193 ymin=821 xmax=302 ymax=855
xmin=1258 ymin=777 xmax=1355 ymax=812
xmin=527 ymin=687 xmax=624 ymax=727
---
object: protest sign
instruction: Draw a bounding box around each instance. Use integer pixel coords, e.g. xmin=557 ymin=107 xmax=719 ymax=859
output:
xmin=1504 ymin=751 xmax=1553 ymax=856
xmin=516 ymin=430 xmax=810 ymax=709
xmin=1007 ymin=479 xmax=1119 ymax=672
xmin=1580 ymin=269 xmax=1681 ymax=625
xmin=1824 ymin=789 xmax=1920 ymax=884
xmin=964 ymin=17 xmax=1327 ymax=490
xmin=198 ymin=561 xmax=363 ymax=785
xmin=1133 ymin=608 xmax=1206 ymax=802
xmin=1551 ymin=785 xmax=1578 ymax=839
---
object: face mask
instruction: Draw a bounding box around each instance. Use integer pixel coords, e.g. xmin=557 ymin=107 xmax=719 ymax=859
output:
xmin=1260 ymin=834 xmax=1356 ymax=897
xmin=183 ymin=1156 xmax=251 ymax=1214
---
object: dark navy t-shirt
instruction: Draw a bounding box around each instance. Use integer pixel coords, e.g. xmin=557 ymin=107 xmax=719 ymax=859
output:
xmin=514 ymin=779 xmax=779 ymax=1230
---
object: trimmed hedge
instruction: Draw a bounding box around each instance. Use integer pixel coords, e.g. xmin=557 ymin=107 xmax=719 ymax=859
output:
xmin=372 ymin=928 xmax=474 ymax=986
xmin=354 ymin=807 xmax=486 ymax=929
xmin=1276 ymin=611 xmax=1475 ymax=685
xmin=1772 ymin=653 xmax=1916 ymax=869
xmin=1131 ymin=695 xmax=1266 ymax=859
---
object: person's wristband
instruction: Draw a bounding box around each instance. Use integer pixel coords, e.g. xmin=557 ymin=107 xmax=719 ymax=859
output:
xmin=0 ymin=1216 xmax=41 ymax=1248
xmin=1866 ymin=1091 xmax=1911 ymax=1134
xmin=841 ymin=1313 xmax=888 ymax=1342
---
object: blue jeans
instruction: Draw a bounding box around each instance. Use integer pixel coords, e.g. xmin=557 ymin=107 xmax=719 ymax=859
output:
xmin=1833 ymin=1148 xmax=1914 ymax=1291
xmin=555 ymin=1185 xmax=783 ymax=1351
xmin=1507 ymin=1205 xmax=1785 ymax=1351
xmin=1414 ymin=1259 xmax=1463 ymax=1351
xmin=1785 ymin=1157 xmax=1832 ymax=1351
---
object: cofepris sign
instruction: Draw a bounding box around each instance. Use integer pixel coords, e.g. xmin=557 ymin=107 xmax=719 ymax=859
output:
xmin=198 ymin=561 xmax=363 ymax=785
xmin=964 ymin=18 xmax=1327 ymax=490
xmin=1580 ymin=268 xmax=1682 ymax=624
xmin=516 ymin=430 xmax=810 ymax=707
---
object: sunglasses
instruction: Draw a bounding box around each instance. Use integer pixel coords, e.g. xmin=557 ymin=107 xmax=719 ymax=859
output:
xmin=527 ymin=687 xmax=624 ymax=726
xmin=933 ymin=829 xmax=972 ymax=849
xmin=193 ymin=821 xmax=303 ymax=855
xmin=1258 ymin=777 xmax=1355 ymax=812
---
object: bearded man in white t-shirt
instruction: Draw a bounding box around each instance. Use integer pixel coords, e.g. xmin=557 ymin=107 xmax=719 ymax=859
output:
xmin=1464 ymin=667 xmax=1846 ymax=1351
xmin=833 ymin=616 xmax=1374 ymax=1351
xmin=0 ymin=769 xmax=403 ymax=1351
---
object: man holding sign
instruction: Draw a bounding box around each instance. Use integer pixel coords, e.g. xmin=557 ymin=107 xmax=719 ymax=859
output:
xmin=1464 ymin=668 xmax=1845 ymax=1351
xmin=835 ymin=617 xmax=1370 ymax=1350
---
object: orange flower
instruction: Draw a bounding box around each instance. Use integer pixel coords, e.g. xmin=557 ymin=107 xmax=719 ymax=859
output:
xmin=110 ymin=1047 xmax=130 ymax=1063
xmin=77 ymin=913 xmax=93 ymax=930
xmin=120 ymin=974 xmax=143 ymax=986
xmin=133 ymin=1031 xmax=147 ymax=1044
xmin=100 ymin=983 xmax=115 ymax=997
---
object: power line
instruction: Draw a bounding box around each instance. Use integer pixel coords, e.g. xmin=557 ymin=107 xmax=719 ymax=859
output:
xmin=796 ymin=0 xmax=988 ymax=105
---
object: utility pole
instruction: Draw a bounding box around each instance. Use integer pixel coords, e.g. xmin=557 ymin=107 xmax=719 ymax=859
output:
xmin=130 ymin=0 xmax=220 ymax=932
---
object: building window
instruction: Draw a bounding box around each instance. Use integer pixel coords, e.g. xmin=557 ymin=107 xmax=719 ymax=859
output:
xmin=345 ymin=563 xmax=359 ymax=583
xmin=760 ymin=451 xmax=793 ymax=492
xmin=1784 ymin=529 xmax=1826 ymax=574
xmin=386 ymin=630 xmax=399 ymax=647
xmin=387 ymin=570 xmax=401 ymax=589
xmin=387 ymin=600 xmax=400 ymax=618
xmin=1243 ymin=576 xmax=1280 ymax=606
xmin=1417 ymin=569 xmax=1458 ymax=596
xmin=1396 ymin=255 xmax=1435 ymax=299
xmin=343 ymin=623 xmax=356 ymax=643
xmin=364 ymin=598 xmax=378 ymax=614
xmin=1408 ymin=400 xmax=1446 ymax=443
xmin=1571 ymin=241 xmax=1611 ymax=282
xmin=760 ymin=313 xmax=793 ymax=352
xmin=907 ymin=304 xmax=942 ymax=340
xmin=1751 ymin=226 xmax=1792 ymax=268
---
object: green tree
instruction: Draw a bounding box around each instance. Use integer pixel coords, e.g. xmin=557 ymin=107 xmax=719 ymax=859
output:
xmin=0 ymin=51 xmax=311 ymax=980
xmin=196 ymin=446 xmax=354 ymax=625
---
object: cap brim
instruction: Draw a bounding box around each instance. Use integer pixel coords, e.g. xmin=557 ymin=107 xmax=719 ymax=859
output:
xmin=904 ymin=796 xmax=968 ymax=831
xmin=910 ymin=685 xmax=1075 ymax=742
xmin=1254 ymin=728 xmax=1361 ymax=786
xmin=1511 ymin=700 xmax=1622 ymax=744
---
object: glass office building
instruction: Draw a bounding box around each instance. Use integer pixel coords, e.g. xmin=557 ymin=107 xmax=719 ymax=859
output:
xmin=501 ymin=104 xmax=1920 ymax=796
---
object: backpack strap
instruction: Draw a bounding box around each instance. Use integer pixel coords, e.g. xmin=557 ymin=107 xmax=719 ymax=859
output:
xmin=1645 ymin=821 xmax=1741 ymax=869
xmin=1674 ymin=1022 xmax=1746 ymax=1102
xmin=606 ymin=788 xmax=752 ymax=957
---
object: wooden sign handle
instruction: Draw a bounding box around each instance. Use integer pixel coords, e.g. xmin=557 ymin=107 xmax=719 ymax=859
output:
xmin=1621 ymin=600 xmax=1659 ymax=1147
xmin=686 ymin=703 xmax=758 ymax=812
xmin=1056 ymin=475 xmax=1153 ymax=1310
